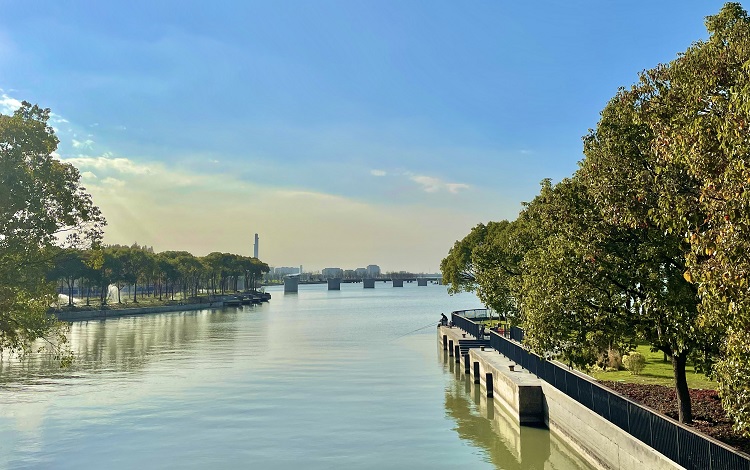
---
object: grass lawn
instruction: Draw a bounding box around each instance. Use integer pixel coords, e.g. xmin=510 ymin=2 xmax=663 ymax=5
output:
xmin=587 ymin=344 xmax=717 ymax=390
xmin=473 ymin=320 xmax=718 ymax=390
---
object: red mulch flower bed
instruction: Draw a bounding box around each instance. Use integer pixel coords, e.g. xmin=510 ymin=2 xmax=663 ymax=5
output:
xmin=599 ymin=381 xmax=750 ymax=454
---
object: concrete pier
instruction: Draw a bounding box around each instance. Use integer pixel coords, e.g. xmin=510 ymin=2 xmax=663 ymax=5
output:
xmin=327 ymin=278 xmax=341 ymax=290
xmin=392 ymin=279 xmax=404 ymax=287
xmin=284 ymin=276 xmax=299 ymax=293
xmin=363 ymin=279 xmax=375 ymax=288
xmin=417 ymin=278 xmax=428 ymax=286
xmin=438 ymin=325 xmax=686 ymax=470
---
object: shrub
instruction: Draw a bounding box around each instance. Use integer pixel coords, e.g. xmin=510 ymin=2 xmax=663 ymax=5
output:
xmin=597 ymin=348 xmax=623 ymax=370
xmin=622 ymin=352 xmax=646 ymax=375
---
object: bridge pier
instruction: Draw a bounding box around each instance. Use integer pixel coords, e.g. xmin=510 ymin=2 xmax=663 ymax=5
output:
xmin=327 ymin=278 xmax=341 ymax=290
xmin=284 ymin=276 xmax=299 ymax=293
xmin=392 ymin=279 xmax=404 ymax=287
xmin=417 ymin=278 xmax=428 ymax=286
xmin=363 ymin=279 xmax=375 ymax=288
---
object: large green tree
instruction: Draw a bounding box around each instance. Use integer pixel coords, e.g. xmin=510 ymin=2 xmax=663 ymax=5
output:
xmin=0 ymin=102 xmax=105 ymax=357
xmin=625 ymin=3 xmax=750 ymax=434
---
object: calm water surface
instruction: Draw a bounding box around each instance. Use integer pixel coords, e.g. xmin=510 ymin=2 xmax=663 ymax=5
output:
xmin=0 ymin=282 xmax=594 ymax=469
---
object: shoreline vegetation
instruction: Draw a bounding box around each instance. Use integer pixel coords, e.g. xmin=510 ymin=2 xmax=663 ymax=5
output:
xmin=442 ymin=3 xmax=750 ymax=440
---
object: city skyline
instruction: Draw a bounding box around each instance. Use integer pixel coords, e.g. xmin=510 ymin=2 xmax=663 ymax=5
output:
xmin=0 ymin=1 xmax=731 ymax=272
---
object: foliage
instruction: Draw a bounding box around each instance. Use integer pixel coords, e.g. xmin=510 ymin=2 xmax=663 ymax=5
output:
xmin=441 ymin=5 xmax=750 ymax=425
xmin=623 ymin=352 xmax=646 ymax=375
xmin=50 ymin=245 xmax=271 ymax=306
xmin=440 ymin=223 xmax=488 ymax=294
xmin=0 ymin=102 xmax=105 ymax=360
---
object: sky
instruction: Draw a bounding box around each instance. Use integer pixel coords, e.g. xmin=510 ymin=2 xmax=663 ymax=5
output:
xmin=0 ymin=1 xmax=736 ymax=273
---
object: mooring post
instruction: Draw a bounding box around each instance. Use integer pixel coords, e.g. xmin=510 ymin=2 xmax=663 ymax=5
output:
xmin=442 ymin=335 xmax=447 ymax=351
xmin=486 ymin=373 xmax=493 ymax=397
xmin=464 ymin=353 xmax=470 ymax=374
xmin=473 ymin=361 xmax=480 ymax=384
xmin=449 ymin=340 xmax=454 ymax=356
xmin=454 ymin=345 xmax=460 ymax=363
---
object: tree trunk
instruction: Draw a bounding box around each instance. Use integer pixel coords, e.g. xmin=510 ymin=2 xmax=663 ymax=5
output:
xmin=133 ymin=281 xmax=138 ymax=303
xmin=672 ymin=352 xmax=693 ymax=424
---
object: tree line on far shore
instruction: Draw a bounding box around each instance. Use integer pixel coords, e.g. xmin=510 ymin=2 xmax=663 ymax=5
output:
xmin=50 ymin=244 xmax=270 ymax=307
xmin=0 ymin=101 xmax=267 ymax=362
xmin=442 ymin=3 xmax=750 ymax=435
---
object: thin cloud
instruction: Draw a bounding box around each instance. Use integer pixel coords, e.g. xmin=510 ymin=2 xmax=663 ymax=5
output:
xmin=370 ymin=169 xmax=387 ymax=177
xmin=0 ymin=93 xmax=22 ymax=114
xmin=61 ymin=154 xmax=154 ymax=175
xmin=446 ymin=183 xmax=470 ymax=194
xmin=101 ymin=177 xmax=125 ymax=188
xmin=410 ymin=174 xmax=470 ymax=194
xmin=72 ymin=139 xmax=95 ymax=149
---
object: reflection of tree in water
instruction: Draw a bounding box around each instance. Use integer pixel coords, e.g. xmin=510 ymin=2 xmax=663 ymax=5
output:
xmin=441 ymin=350 xmax=594 ymax=470
xmin=0 ymin=307 xmax=266 ymax=388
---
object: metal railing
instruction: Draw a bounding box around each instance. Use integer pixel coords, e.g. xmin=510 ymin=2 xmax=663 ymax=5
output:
xmin=453 ymin=313 xmax=750 ymax=470
xmin=451 ymin=308 xmax=497 ymax=321
xmin=451 ymin=313 xmax=480 ymax=339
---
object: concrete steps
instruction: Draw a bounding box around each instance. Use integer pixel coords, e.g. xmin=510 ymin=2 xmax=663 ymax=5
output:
xmin=458 ymin=338 xmax=490 ymax=356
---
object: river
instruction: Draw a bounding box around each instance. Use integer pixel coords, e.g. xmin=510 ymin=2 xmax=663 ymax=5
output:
xmin=0 ymin=282 xmax=595 ymax=469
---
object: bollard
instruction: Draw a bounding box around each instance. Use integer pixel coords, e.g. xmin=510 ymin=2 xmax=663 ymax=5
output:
xmin=442 ymin=335 xmax=447 ymax=351
xmin=473 ymin=361 xmax=480 ymax=384
xmin=486 ymin=373 xmax=493 ymax=398
xmin=454 ymin=345 xmax=460 ymax=363
xmin=509 ymin=364 xmax=515 ymax=372
xmin=449 ymin=340 xmax=454 ymax=356
xmin=464 ymin=353 xmax=470 ymax=374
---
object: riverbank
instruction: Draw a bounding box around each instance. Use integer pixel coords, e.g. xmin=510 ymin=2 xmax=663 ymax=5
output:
xmin=52 ymin=301 xmax=227 ymax=322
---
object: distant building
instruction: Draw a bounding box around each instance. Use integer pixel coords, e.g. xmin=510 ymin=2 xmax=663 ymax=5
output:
xmin=275 ymin=267 xmax=300 ymax=276
xmin=366 ymin=265 xmax=381 ymax=278
xmin=355 ymin=267 xmax=367 ymax=278
xmin=253 ymin=233 xmax=259 ymax=258
xmin=321 ymin=267 xmax=343 ymax=279
xmin=343 ymin=269 xmax=356 ymax=279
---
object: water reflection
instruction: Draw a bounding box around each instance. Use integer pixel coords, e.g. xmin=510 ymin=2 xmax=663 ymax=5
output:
xmin=0 ymin=306 xmax=265 ymax=389
xmin=440 ymin=350 xmax=594 ymax=470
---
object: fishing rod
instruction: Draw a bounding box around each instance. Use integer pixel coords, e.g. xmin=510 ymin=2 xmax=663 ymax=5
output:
xmin=393 ymin=321 xmax=441 ymax=340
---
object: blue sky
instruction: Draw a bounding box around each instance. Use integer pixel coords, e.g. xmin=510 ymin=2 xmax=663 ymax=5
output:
xmin=0 ymin=1 xmax=734 ymax=272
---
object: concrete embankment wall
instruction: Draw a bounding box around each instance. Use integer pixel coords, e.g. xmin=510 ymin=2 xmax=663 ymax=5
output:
xmin=540 ymin=381 xmax=682 ymax=470
xmin=438 ymin=326 xmax=683 ymax=470
xmin=54 ymin=302 xmax=225 ymax=322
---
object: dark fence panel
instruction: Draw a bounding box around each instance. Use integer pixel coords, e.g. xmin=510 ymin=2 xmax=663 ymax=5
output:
xmin=591 ymin=385 xmax=611 ymax=421
xmin=651 ymin=414 xmax=680 ymax=463
xmin=678 ymin=426 xmax=711 ymax=470
xmin=578 ymin=379 xmax=593 ymax=410
xmin=451 ymin=313 xmax=480 ymax=338
xmin=710 ymin=441 xmax=750 ymax=470
xmin=542 ymin=360 xmax=556 ymax=387
xmin=510 ymin=326 xmax=525 ymax=342
xmin=629 ymin=402 xmax=653 ymax=448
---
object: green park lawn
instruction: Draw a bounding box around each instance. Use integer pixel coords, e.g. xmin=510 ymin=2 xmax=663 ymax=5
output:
xmin=475 ymin=320 xmax=718 ymax=390
xmin=587 ymin=344 xmax=717 ymax=390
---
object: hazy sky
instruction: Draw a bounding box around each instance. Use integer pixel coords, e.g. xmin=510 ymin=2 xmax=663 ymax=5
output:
xmin=0 ymin=1 xmax=733 ymax=272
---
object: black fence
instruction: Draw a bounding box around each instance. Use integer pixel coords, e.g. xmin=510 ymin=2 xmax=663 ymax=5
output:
xmin=509 ymin=325 xmax=525 ymax=343
xmin=451 ymin=313 xmax=480 ymax=339
xmin=451 ymin=308 xmax=496 ymax=321
xmin=451 ymin=314 xmax=750 ymax=470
